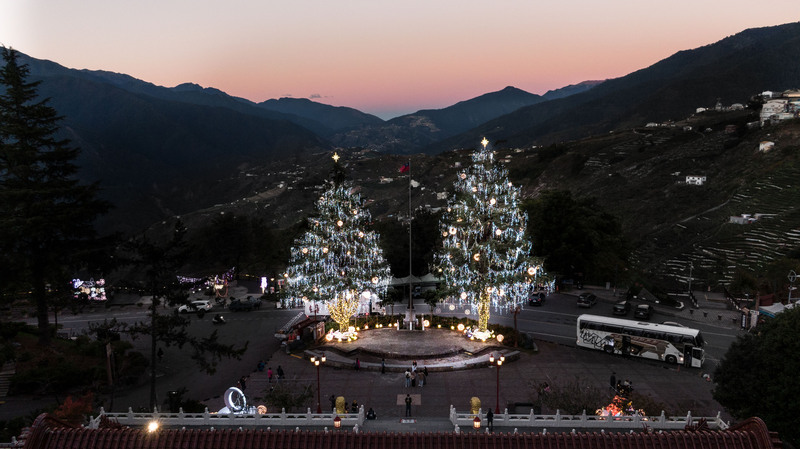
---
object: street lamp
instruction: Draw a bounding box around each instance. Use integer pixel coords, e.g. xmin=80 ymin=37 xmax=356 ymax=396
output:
xmin=310 ymin=353 xmax=326 ymax=413
xmin=488 ymin=353 xmax=504 ymax=413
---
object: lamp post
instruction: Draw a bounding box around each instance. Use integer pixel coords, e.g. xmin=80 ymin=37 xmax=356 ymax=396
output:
xmin=488 ymin=353 xmax=504 ymax=413
xmin=310 ymin=353 xmax=326 ymax=413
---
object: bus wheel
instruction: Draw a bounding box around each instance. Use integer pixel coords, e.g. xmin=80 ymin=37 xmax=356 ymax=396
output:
xmin=604 ymin=345 xmax=614 ymax=354
xmin=665 ymin=355 xmax=677 ymax=364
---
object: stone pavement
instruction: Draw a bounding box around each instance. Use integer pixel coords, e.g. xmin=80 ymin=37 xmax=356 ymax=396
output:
xmin=207 ymin=326 xmax=726 ymax=433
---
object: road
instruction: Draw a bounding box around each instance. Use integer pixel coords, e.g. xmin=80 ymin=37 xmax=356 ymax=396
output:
xmin=13 ymin=290 xmax=739 ymax=414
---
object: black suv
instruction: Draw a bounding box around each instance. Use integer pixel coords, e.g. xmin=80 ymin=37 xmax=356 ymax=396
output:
xmin=577 ymin=293 xmax=597 ymax=308
xmin=612 ymin=300 xmax=631 ymax=316
xmin=528 ymin=291 xmax=546 ymax=306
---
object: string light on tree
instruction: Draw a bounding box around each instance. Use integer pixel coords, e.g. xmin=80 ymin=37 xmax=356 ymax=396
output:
xmin=434 ymin=138 xmax=548 ymax=337
xmin=285 ymin=153 xmax=392 ymax=337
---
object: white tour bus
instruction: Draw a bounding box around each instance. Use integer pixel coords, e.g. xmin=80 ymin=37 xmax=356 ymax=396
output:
xmin=576 ymin=314 xmax=705 ymax=367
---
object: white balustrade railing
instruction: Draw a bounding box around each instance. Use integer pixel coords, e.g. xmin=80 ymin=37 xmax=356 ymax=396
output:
xmin=449 ymin=406 xmax=729 ymax=430
xmin=89 ymin=405 xmax=364 ymax=429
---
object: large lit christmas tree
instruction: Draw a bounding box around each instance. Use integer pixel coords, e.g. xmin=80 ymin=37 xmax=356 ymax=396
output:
xmin=434 ymin=138 xmax=547 ymax=336
xmin=285 ymin=153 xmax=392 ymax=334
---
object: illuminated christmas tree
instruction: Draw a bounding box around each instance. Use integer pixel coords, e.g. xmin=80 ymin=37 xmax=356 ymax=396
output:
xmin=434 ymin=138 xmax=547 ymax=336
xmin=285 ymin=153 xmax=392 ymax=334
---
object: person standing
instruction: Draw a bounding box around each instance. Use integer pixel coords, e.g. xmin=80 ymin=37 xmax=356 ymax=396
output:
xmin=330 ymin=394 xmax=336 ymax=412
xmin=486 ymin=409 xmax=494 ymax=432
xmin=277 ymin=365 xmax=285 ymax=380
xmin=381 ymin=358 xmax=386 ymax=374
xmin=355 ymin=358 xmax=360 ymax=371
xmin=417 ymin=370 xmax=425 ymax=387
xmin=405 ymin=369 xmax=411 ymax=387
xmin=404 ymin=394 xmax=412 ymax=417
xmin=267 ymin=367 xmax=274 ymax=383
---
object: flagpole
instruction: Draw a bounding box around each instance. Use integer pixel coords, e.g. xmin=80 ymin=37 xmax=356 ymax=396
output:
xmin=407 ymin=158 xmax=413 ymax=311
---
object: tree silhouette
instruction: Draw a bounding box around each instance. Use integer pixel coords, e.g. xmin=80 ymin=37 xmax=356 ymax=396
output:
xmin=0 ymin=47 xmax=110 ymax=344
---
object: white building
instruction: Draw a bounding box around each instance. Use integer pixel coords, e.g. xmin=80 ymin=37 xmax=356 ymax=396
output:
xmin=759 ymin=141 xmax=774 ymax=152
xmin=685 ymin=176 xmax=707 ymax=186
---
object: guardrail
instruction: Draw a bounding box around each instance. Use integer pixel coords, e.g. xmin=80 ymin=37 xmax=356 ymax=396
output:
xmin=89 ymin=406 xmax=364 ymax=429
xmin=449 ymin=406 xmax=728 ymax=431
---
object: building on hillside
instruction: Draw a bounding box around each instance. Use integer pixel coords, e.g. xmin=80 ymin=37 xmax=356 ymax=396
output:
xmin=730 ymin=214 xmax=758 ymax=225
xmin=759 ymin=141 xmax=775 ymax=152
xmin=685 ymin=175 xmax=707 ymax=186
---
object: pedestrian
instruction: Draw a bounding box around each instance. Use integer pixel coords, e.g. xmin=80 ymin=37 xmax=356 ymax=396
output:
xmin=405 ymin=369 xmax=411 ymax=387
xmin=257 ymin=360 xmax=265 ymax=372
xmin=267 ymin=367 xmax=273 ymax=383
xmin=610 ymin=372 xmax=616 ymax=391
xmin=423 ymin=366 xmax=429 ymax=380
xmin=366 ymin=407 xmax=377 ymax=420
xmin=411 ymin=361 xmax=417 ymax=372
xmin=277 ymin=365 xmax=284 ymax=380
xmin=351 ymin=400 xmax=358 ymax=413
xmin=355 ymin=358 xmax=360 ymax=371
xmin=487 ymin=409 xmax=494 ymax=432
xmin=381 ymin=358 xmax=386 ymax=374
xmin=330 ymin=394 xmax=336 ymax=412
xmin=405 ymin=394 xmax=412 ymax=417
xmin=417 ymin=370 xmax=425 ymax=387
xmin=411 ymin=371 xmax=417 ymax=387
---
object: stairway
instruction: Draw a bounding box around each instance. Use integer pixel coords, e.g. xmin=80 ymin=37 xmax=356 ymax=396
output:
xmin=0 ymin=362 xmax=15 ymax=397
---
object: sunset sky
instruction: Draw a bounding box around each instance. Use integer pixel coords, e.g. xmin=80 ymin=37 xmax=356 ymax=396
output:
xmin=1 ymin=1 xmax=797 ymax=119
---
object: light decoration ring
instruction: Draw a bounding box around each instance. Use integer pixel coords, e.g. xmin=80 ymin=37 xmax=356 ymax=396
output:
xmin=460 ymin=292 xmax=468 ymax=300
xmin=490 ymin=198 xmax=496 ymax=205
xmin=457 ymin=323 xmax=465 ymax=331
xmin=337 ymin=220 xmax=344 ymax=227
xmin=449 ymin=226 xmax=457 ymax=235
xmin=527 ymin=267 xmax=536 ymax=276
xmin=495 ymin=229 xmax=502 ymax=236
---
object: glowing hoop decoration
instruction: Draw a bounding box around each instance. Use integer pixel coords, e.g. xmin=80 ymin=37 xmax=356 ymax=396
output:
xmin=224 ymin=387 xmax=247 ymax=412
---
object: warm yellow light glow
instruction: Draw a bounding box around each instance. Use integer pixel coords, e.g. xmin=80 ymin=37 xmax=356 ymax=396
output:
xmin=326 ymin=333 xmax=334 ymax=341
xmin=473 ymin=253 xmax=480 ymax=261
xmin=497 ymin=334 xmax=504 ymax=343
xmin=528 ymin=267 xmax=536 ymax=276
xmin=442 ymin=231 xmax=448 ymax=237
xmin=423 ymin=320 xmax=430 ymax=327
xmin=460 ymin=292 xmax=467 ymax=300
xmin=457 ymin=323 xmax=465 ymax=331
xmin=495 ymin=229 xmax=502 ymax=236
xmin=372 ymin=276 xmax=379 ymax=284
xmin=460 ymin=173 xmax=467 ymax=180
xmin=302 ymin=247 xmax=308 ymax=254
xmin=332 ymin=152 xmax=340 ymax=162
xmin=323 ymin=247 xmax=329 ymax=253
xmin=481 ymin=137 xmax=489 ymax=148
xmin=257 ymin=405 xmax=267 ymax=414
xmin=337 ymin=220 xmax=343 ymax=227
xmin=147 ymin=421 xmax=159 ymax=433
xmin=449 ymin=226 xmax=457 ymax=235
xmin=490 ymin=198 xmax=496 ymax=205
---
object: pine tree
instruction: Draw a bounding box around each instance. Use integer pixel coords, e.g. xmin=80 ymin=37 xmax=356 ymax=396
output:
xmin=434 ymin=138 xmax=547 ymax=334
xmin=285 ymin=154 xmax=392 ymax=333
xmin=0 ymin=47 xmax=110 ymax=344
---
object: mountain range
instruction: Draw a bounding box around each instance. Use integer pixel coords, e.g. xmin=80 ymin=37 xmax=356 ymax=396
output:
xmin=8 ymin=21 xmax=800 ymax=249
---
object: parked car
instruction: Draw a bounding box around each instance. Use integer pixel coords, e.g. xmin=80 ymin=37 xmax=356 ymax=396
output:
xmin=612 ymin=300 xmax=631 ymax=316
xmin=634 ymin=304 xmax=654 ymax=320
xmin=528 ymin=291 xmax=546 ymax=306
xmin=577 ymin=293 xmax=597 ymax=308
xmin=229 ymin=296 xmax=262 ymax=312
xmin=177 ymin=300 xmax=213 ymax=314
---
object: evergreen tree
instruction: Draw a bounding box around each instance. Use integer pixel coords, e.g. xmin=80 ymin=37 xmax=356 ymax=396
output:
xmin=713 ymin=307 xmax=800 ymax=447
xmin=434 ymin=138 xmax=547 ymax=334
xmin=285 ymin=154 xmax=392 ymax=333
xmin=0 ymin=47 xmax=110 ymax=344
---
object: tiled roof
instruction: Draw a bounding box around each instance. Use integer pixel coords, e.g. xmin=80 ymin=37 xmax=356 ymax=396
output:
xmin=21 ymin=414 xmax=783 ymax=449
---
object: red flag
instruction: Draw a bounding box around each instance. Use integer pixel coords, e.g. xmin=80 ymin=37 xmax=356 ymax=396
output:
xmin=399 ymin=162 xmax=410 ymax=173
